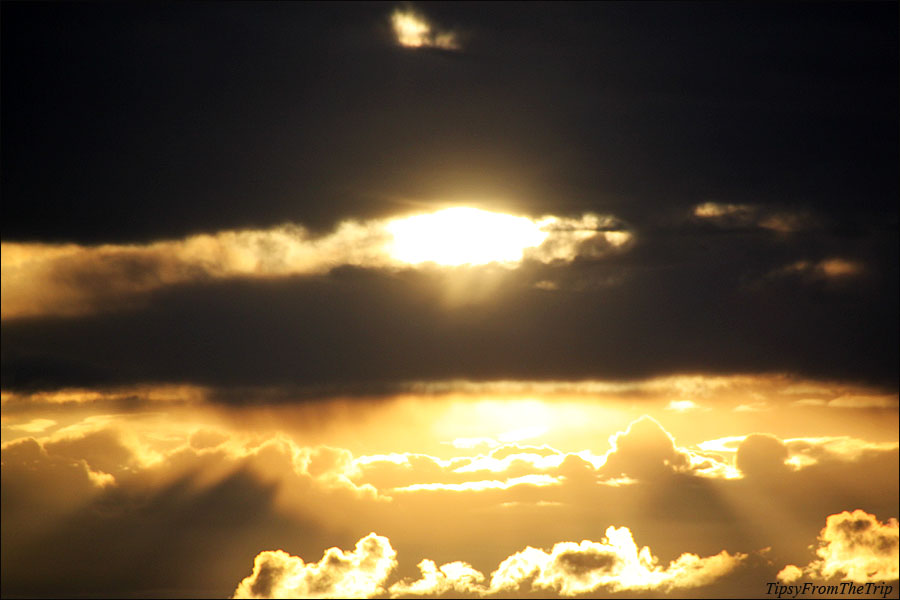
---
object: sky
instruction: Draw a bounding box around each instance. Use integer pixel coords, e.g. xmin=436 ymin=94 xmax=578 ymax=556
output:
xmin=1 ymin=2 xmax=898 ymax=599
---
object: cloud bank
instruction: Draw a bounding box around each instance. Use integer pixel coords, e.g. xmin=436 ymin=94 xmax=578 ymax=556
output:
xmin=233 ymin=528 xmax=747 ymax=598
xmin=2 ymin=402 xmax=896 ymax=598
xmin=1 ymin=211 xmax=628 ymax=319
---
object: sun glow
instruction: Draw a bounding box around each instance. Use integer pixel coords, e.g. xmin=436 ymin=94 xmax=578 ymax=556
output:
xmin=385 ymin=207 xmax=548 ymax=266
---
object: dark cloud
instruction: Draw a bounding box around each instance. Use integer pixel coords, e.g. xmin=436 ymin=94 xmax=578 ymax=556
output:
xmin=2 ymin=254 xmax=896 ymax=392
xmin=555 ymin=548 xmax=620 ymax=575
xmin=736 ymin=434 xmax=789 ymax=479
xmin=601 ymin=416 xmax=690 ymax=480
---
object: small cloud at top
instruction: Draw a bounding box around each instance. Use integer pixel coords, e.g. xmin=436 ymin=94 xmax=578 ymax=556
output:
xmin=391 ymin=6 xmax=460 ymax=51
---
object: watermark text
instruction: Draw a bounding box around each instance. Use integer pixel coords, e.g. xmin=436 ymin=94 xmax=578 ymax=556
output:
xmin=766 ymin=581 xmax=894 ymax=598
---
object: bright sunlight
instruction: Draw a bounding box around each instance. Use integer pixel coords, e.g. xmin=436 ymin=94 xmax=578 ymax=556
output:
xmin=385 ymin=207 xmax=548 ymax=266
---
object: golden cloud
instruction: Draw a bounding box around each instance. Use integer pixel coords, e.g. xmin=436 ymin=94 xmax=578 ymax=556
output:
xmin=233 ymin=527 xmax=746 ymax=598
xmin=3 ymin=374 xmax=893 ymax=423
xmin=2 ymin=210 xmax=629 ymax=319
xmin=389 ymin=559 xmax=485 ymax=597
xmin=779 ymin=509 xmax=899 ymax=583
xmin=764 ymin=257 xmax=868 ymax=288
xmin=692 ymin=202 xmax=814 ymax=233
xmin=394 ymin=473 xmax=561 ymax=493
xmin=735 ymin=434 xmax=789 ymax=478
xmin=600 ymin=416 xmax=693 ymax=480
xmin=349 ymin=415 xmax=736 ymax=495
xmin=2 ymin=399 xmax=896 ymax=598
xmin=487 ymin=527 xmax=746 ymax=595
xmin=390 ymin=7 xmax=460 ymax=51
xmin=233 ymin=533 xmax=398 ymax=599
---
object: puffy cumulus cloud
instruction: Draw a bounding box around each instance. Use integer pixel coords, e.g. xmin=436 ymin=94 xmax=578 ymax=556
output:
xmin=352 ymin=443 xmax=585 ymax=494
xmin=0 ymin=420 xmax=144 ymax=491
xmin=190 ymin=437 xmax=384 ymax=506
xmin=389 ymin=559 xmax=485 ymax=597
xmin=488 ymin=526 xmax=746 ymax=596
xmin=351 ymin=451 xmax=481 ymax=494
xmin=1 ymin=436 xmax=115 ymax=519
xmin=1 ymin=210 xmax=629 ymax=319
xmin=233 ymin=533 xmax=397 ymax=599
xmin=600 ymin=416 xmax=692 ymax=480
xmin=2 ymin=418 xmax=383 ymax=535
xmin=776 ymin=564 xmax=803 ymax=584
xmin=453 ymin=446 xmax=565 ymax=476
xmin=295 ymin=445 xmax=371 ymax=493
xmin=351 ymin=416 xmax=736 ymax=495
xmin=780 ymin=510 xmax=898 ymax=583
xmin=595 ymin=416 xmax=738 ymax=481
xmin=1 ymin=418 xmax=403 ymax=597
xmin=188 ymin=428 xmax=230 ymax=450
xmin=352 ymin=440 xmax=605 ymax=496
xmin=40 ymin=426 xmax=155 ymax=479
xmin=735 ymin=434 xmax=789 ymax=478
xmin=235 ymin=528 xmax=745 ymax=598
xmin=700 ymin=433 xmax=898 ymax=479
xmin=4 ymin=402 xmax=896 ymax=597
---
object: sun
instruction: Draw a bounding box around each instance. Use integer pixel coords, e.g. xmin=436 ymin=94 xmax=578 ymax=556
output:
xmin=385 ymin=207 xmax=548 ymax=266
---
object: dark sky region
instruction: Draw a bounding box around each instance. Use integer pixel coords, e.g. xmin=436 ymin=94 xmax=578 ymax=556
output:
xmin=1 ymin=3 xmax=898 ymax=600
xmin=4 ymin=3 xmax=898 ymax=240
xmin=2 ymin=1 xmax=898 ymax=392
